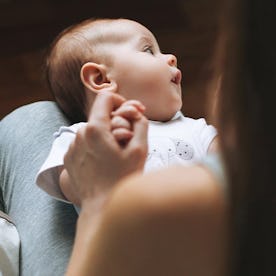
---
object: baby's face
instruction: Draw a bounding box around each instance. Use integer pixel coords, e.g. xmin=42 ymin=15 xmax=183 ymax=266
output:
xmin=105 ymin=19 xmax=182 ymax=122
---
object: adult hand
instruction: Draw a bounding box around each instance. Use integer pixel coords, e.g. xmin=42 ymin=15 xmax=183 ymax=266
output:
xmin=111 ymin=99 xmax=146 ymax=145
xmin=63 ymin=92 xmax=148 ymax=210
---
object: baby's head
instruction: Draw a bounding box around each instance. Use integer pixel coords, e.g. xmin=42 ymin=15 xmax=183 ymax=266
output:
xmin=46 ymin=18 xmax=111 ymax=122
xmin=46 ymin=18 xmax=182 ymax=123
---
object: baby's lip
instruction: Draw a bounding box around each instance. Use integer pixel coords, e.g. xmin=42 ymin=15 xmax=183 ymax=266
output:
xmin=171 ymin=69 xmax=182 ymax=85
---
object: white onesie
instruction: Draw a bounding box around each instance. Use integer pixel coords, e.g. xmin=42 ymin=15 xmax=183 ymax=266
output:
xmin=36 ymin=112 xmax=217 ymax=202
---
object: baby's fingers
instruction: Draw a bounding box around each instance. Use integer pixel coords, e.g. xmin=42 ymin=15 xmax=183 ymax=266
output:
xmin=112 ymin=128 xmax=133 ymax=147
xmin=121 ymin=100 xmax=145 ymax=113
xmin=111 ymin=116 xmax=131 ymax=130
xmin=111 ymin=104 xmax=142 ymax=120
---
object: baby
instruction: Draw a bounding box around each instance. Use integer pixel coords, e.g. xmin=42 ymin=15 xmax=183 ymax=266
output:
xmin=36 ymin=18 xmax=218 ymax=209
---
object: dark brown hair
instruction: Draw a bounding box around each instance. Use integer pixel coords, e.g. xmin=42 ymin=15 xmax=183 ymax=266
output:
xmin=216 ymin=0 xmax=276 ymax=275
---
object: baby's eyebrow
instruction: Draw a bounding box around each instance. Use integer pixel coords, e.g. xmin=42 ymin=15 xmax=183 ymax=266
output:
xmin=138 ymin=36 xmax=153 ymax=46
xmin=137 ymin=36 xmax=160 ymax=50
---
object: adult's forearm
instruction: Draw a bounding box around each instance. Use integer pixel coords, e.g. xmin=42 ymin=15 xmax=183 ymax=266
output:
xmin=66 ymin=200 xmax=104 ymax=276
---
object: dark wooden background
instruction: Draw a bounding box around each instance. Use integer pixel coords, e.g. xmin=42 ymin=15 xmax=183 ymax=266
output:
xmin=0 ymin=0 xmax=219 ymax=121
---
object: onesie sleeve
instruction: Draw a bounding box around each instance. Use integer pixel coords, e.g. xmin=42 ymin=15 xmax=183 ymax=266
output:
xmin=35 ymin=122 xmax=86 ymax=202
xmin=193 ymin=118 xmax=218 ymax=156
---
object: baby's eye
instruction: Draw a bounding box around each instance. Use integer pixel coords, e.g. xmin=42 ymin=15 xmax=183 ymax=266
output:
xmin=144 ymin=46 xmax=154 ymax=55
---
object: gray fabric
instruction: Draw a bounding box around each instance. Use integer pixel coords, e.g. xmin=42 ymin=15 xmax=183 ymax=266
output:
xmin=0 ymin=101 xmax=78 ymax=276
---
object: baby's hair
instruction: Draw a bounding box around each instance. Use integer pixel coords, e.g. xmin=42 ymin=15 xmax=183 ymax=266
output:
xmin=45 ymin=18 xmax=115 ymax=123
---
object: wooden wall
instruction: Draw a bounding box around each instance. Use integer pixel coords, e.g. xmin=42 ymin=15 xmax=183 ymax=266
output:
xmin=0 ymin=0 xmax=219 ymax=121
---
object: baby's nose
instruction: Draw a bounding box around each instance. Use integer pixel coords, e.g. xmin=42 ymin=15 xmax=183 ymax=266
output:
xmin=167 ymin=54 xmax=177 ymax=67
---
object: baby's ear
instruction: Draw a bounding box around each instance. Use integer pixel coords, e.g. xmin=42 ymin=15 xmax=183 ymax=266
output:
xmin=80 ymin=62 xmax=117 ymax=93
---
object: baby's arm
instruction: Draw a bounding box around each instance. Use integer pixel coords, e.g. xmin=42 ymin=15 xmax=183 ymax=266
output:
xmin=59 ymin=167 xmax=80 ymax=206
xmin=207 ymin=136 xmax=219 ymax=154
xmin=59 ymin=100 xmax=146 ymax=207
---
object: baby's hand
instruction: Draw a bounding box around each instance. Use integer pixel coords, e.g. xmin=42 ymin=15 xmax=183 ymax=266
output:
xmin=111 ymin=100 xmax=145 ymax=146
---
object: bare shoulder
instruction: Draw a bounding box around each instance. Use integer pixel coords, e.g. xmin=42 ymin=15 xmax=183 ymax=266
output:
xmin=111 ymin=164 xmax=226 ymax=215
xmin=102 ymin=165 xmax=228 ymax=276
xmin=207 ymin=135 xmax=220 ymax=153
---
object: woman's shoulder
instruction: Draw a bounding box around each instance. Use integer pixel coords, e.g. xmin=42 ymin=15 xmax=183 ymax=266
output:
xmin=103 ymin=162 xmax=228 ymax=276
xmin=111 ymin=160 xmax=227 ymax=220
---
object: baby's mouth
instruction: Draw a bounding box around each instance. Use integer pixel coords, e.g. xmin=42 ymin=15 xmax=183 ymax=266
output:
xmin=171 ymin=69 xmax=182 ymax=85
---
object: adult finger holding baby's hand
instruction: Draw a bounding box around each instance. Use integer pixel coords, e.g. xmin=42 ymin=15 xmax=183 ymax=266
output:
xmin=111 ymin=115 xmax=133 ymax=145
xmin=111 ymin=100 xmax=146 ymax=145
xmin=64 ymin=92 xmax=148 ymax=209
